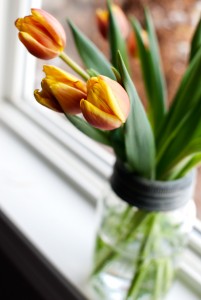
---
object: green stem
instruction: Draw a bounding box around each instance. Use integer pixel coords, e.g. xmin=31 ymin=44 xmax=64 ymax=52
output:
xmin=59 ymin=52 xmax=89 ymax=81
xmin=153 ymin=259 xmax=164 ymax=300
xmin=152 ymin=257 xmax=175 ymax=299
xmin=126 ymin=213 xmax=160 ymax=299
xmin=127 ymin=264 xmax=149 ymax=299
xmin=92 ymin=209 xmax=177 ymax=299
xmin=92 ymin=210 xmax=149 ymax=276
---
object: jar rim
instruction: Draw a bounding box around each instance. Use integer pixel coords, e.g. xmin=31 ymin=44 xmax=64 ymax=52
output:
xmin=110 ymin=160 xmax=195 ymax=212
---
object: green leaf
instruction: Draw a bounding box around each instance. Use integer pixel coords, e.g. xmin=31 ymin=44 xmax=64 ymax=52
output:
xmin=144 ymin=9 xmax=167 ymax=115
xmin=167 ymin=137 xmax=201 ymax=179
xmin=65 ymin=114 xmax=111 ymax=146
xmin=117 ymin=52 xmax=155 ymax=179
xmin=110 ymin=127 xmax=126 ymax=162
xmin=111 ymin=66 xmax=122 ymax=84
xmin=175 ymin=153 xmax=201 ymax=179
xmin=156 ymin=48 xmax=201 ymax=150
xmin=189 ymin=17 xmax=201 ymax=62
xmin=107 ymin=0 xmax=129 ymax=71
xmin=182 ymin=137 xmax=201 ymax=156
xmin=131 ymin=12 xmax=167 ymax=133
xmin=68 ymin=20 xmax=115 ymax=79
xmin=131 ymin=19 xmax=152 ymax=108
xmin=156 ymin=102 xmax=201 ymax=179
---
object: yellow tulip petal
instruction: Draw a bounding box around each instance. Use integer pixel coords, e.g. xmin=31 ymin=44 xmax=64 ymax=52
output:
xmin=43 ymin=65 xmax=69 ymax=82
xmin=102 ymin=76 xmax=130 ymax=121
xmin=96 ymin=9 xmax=108 ymax=23
xmin=96 ymin=9 xmax=109 ymax=38
xmin=87 ymin=77 xmax=114 ymax=114
xmin=87 ymin=76 xmax=130 ymax=123
xmin=15 ymin=18 xmax=24 ymax=30
xmin=99 ymin=77 xmax=126 ymax=122
xmin=87 ymin=83 xmax=113 ymax=115
xmin=34 ymin=89 xmax=62 ymax=112
xmin=80 ymin=100 xmax=122 ymax=130
xmin=43 ymin=65 xmax=87 ymax=93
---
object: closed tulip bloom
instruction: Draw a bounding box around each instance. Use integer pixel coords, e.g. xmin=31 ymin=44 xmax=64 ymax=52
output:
xmin=34 ymin=65 xmax=87 ymax=114
xmin=15 ymin=8 xmax=66 ymax=59
xmin=80 ymin=76 xmax=130 ymax=130
xmin=96 ymin=5 xmax=129 ymax=39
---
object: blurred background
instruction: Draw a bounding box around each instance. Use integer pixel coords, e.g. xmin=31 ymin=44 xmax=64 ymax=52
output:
xmin=36 ymin=0 xmax=201 ymax=218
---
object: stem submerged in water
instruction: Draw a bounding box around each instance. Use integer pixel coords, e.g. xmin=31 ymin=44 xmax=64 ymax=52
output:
xmin=92 ymin=209 xmax=149 ymax=276
xmin=90 ymin=205 xmax=184 ymax=300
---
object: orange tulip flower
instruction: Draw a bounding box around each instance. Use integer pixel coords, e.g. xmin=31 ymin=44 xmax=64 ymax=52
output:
xmin=96 ymin=5 xmax=129 ymax=40
xmin=80 ymin=76 xmax=130 ymax=130
xmin=34 ymin=65 xmax=87 ymax=114
xmin=15 ymin=8 xmax=66 ymax=59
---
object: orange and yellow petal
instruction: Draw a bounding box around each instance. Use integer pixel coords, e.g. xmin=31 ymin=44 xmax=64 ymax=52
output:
xmin=80 ymin=100 xmax=122 ymax=130
xmin=18 ymin=32 xmax=59 ymax=59
xmin=96 ymin=5 xmax=129 ymax=40
xmin=50 ymin=82 xmax=85 ymax=114
xmin=43 ymin=65 xmax=87 ymax=93
xmin=31 ymin=8 xmax=66 ymax=48
xmin=34 ymin=89 xmax=62 ymax=112
xmin=87 ymin=76 xmax=129 ymax=123
xmin=87 ymin=81 xmax=113 ymax=115
xmin=18 ymin=22 xmax=59 ymax=51
xmin=97 ymin=76 xmax=126 ymax=121
xmin=96 ymin=9 xmax=108 ymax=38
xmin=15 ymin=9 xmax=66 ymax=60
xmin=102 ymin=76 xmax=130 ymax=121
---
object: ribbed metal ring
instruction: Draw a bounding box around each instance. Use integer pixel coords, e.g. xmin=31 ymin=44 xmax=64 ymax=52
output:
xmin=110 ymin=161 xmax=195 ymax=211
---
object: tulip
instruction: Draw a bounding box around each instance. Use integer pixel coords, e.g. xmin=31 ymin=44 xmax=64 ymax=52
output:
xmin=96 ymin=5 xmax=129 ymax=39
xmin=80 ymin=76 xmax=130 ymax=130
xmin=34 ymin=65 xmax=87 ymax=114
xmin=15 ymin=8 xmax=66 ymax=59
xmin=127 ymin=29 xmax=149 ymax=57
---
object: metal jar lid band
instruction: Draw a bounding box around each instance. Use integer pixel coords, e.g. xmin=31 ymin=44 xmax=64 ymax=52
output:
xmin=110 ymin=161 xmax=195 ymax=211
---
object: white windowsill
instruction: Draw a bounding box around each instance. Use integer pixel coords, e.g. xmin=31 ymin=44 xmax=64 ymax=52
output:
xmin=0 ymin=105 xmax=201 ymax=300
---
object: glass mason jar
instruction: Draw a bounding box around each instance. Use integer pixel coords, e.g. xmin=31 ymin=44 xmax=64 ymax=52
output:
xmin=87 ymin=161 xmax=196 ymax=300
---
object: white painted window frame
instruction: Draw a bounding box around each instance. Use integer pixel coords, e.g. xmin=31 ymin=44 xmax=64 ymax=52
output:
xmin=0 ymin=0 xmax=201 ymax=298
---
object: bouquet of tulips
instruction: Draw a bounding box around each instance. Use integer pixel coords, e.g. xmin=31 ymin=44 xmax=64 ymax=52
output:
xmin=15 ymin=2 xmax=201 ymax=181
xmin=15 ymin=1 xmax=201 ymax=299
xmin=15 ymin=1 xmax=201 ymax=180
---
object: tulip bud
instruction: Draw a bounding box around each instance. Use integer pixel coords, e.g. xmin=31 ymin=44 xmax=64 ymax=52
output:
xmin=15 ymin=8 xmax=66 ymax=59
xmin=96 ymin=5 xmax=129 ymax=40
xmin=80 ymin=76 xmax=130 ymax=130
xmin=34 ymin=65 xmax=87 ymax=114
xmin=127 ymin=29 xmax=149 ymax=57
